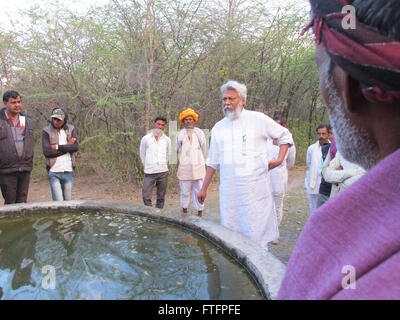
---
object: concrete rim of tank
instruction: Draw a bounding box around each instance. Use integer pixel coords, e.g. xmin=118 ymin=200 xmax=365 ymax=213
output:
xmin=0 ymin=200 xmax=286 ymax=300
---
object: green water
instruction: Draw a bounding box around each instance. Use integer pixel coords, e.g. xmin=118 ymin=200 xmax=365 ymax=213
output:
xmin=0 ymin=212 xmax=262 ymax=300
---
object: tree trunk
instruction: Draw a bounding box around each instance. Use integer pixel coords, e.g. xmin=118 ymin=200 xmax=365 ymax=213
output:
xmin=144 ymin=0 xmax=154 ymax=134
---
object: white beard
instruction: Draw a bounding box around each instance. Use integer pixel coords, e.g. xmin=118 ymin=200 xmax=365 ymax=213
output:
xmin=325 ymin=76 xmax=378 ymax=170
xmin=222 ymin=104 xmax=242 ymax=120
xmin=152 ymin=128 xmax=163 ymax=137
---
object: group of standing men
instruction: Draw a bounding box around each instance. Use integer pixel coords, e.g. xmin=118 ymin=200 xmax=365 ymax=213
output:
xmin=304 ymin=123 xmax=366 ymax=214
xmin=139 ymin=110 xmax=207 ymax=216
xmin=2 ymin=0 xmax=398 ymax=300
xmin=2 ymin=84 xmax=294 ymax=254
xmin=140 ymin=80 xmax=295 ymax=251
xmin=0 ymin=90 xmax=79 ymax=205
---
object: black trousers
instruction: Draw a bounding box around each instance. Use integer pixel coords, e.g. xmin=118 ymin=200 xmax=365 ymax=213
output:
xmin=0 ymin=171 xmax=31 ymax=204
xmin=142 ymin=171 xmax=168 ymax=209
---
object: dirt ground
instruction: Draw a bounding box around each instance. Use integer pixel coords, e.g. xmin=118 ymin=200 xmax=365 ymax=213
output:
xmin=22 ymin=166 xmax=309 ymax=265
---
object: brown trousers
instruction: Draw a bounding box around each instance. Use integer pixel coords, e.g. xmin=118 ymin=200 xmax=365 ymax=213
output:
xmin=142 ymin=171 xmax=168 ymax=209
xmin=0 ymin=171 xmax=31 ymax=204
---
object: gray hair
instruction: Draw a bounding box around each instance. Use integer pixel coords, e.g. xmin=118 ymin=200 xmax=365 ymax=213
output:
xmin=221 ymin=80 xmax=247 ymax=100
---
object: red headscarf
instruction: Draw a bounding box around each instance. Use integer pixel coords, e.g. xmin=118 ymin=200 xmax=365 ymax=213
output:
xmin=302 ymin=0 xmax=400 ymax=104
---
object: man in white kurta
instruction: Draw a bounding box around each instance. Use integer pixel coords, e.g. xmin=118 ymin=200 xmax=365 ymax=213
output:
xmin=304 ymin=124 xmax=330 ymax=214
xmin=176 ymin=108 xmax=207 ymax=216
xmin=267 ymin=120 xmax=296 ymax=245
xmin=198 ymin=80 xmax=293 ymax=250
xmin=322 ymin=150 xmax=366 ymax=196
xmin=267 ymin=116 xmax=296 ymax=234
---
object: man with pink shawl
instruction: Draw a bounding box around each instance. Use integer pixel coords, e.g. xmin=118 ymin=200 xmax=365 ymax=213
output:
xmin=278 ymin=0 xmax=400 ymax=299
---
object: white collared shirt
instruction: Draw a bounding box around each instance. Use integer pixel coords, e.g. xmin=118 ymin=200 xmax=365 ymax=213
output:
xmin=50 ymin=129 xmax=73 ymax=172
xmin=140 ymin=132 xmax=171 ymax=174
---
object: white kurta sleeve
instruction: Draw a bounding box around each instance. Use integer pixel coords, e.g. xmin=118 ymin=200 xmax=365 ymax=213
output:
xmin=166 ymin=136 xmax=171 ymax=164
xmin=323 ymin=152 xmax=354 ymax=184
xmin=205 ymin=126 xmax=219 ymax=170
xmin=176 ymin=130 xmax=183 ymax=155
xmin=195 ymin=128 xmax=207 ymax=158
xmin=262 ymin=115 xmax=293 ymax=146
xmin=287 ymin=143 xmax=296 ymax=169
xmin=139 ymin=136 xmax=146 ymax=166
xmin=306 ymin=144 xmax=313 ymax=167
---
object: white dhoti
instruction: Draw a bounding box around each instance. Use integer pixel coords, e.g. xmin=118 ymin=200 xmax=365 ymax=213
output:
xmin=267 ymin=139 xmax=292 ymax=227
xmin=272 ymin=193 xmax=285 ymax=226
xmin=307 ymin=193 xmax=319 ymax=213
xmin=219 ymin=163 xmax=279 ymax=248
xmin=179 ymin=179 xmax=204 ymax=211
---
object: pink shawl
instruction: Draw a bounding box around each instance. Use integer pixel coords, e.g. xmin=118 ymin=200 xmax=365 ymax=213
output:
xmin=277 ymin=149 xmax=400 ymax=299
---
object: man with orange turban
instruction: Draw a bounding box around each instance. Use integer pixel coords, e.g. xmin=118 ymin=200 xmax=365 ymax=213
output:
xmin=176 ymin=108 xmax=207 ymax=217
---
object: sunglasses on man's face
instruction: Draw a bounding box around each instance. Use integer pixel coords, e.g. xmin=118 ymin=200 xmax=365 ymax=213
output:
xmin=52 ymin=118 xmax=63 ymax=122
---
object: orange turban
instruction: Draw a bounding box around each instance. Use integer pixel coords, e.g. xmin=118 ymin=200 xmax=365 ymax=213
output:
xmin=179 ymin=108 xmax=198 ymax=125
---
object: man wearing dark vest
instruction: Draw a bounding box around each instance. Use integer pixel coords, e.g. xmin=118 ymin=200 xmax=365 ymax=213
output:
xmin=42 ymin=107 xmax=79 ymax=201
xmin=316 ymin=140 xmax=332 ymax=208
xmin=0 ymin=90 xmax=34 ymax=204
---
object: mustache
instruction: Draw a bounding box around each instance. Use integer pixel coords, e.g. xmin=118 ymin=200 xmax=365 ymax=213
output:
xmin=222 ymin=106 xmax=234 ymax=112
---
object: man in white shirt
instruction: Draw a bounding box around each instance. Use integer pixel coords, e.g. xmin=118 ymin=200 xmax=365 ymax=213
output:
xmin=267 ymin=115 xmax=296 ymax=244
xmin=140 ymin=116 xmax=171 ymax=209
xmin=304 ymin=124 xmax=330 ymax=214
xmin=42 ymin=107 xmax=79 ymax=201
xmin=198 ymin=80 xmax=293 ymax=250
xmin=176 ymin=108 xmax=207 ymax=217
